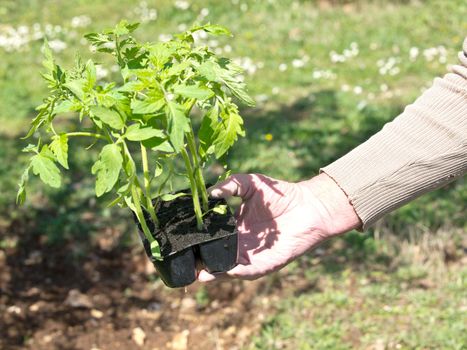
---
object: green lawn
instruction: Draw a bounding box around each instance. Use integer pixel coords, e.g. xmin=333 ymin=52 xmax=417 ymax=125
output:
xmin=0 ymin=0 xmax=465 ymax=348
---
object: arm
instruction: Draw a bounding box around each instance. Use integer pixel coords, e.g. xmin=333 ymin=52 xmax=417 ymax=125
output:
xmin=323 ymin=38 xmax=467 ymax=229
xmin=197 ymin=38 xmax=467 ymax=282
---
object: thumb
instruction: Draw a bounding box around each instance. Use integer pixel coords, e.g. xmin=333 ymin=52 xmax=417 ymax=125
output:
xmin=208 ymin=174 xmax=252 ymax=199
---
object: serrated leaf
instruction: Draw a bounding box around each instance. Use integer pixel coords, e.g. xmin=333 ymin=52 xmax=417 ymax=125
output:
xmin=64 ymin=79 xmax=87 ymax=100
xmin=198 ymin=106 xmax=218 ymax=159
xmin=50 ymin=134 xmax=69 ymax=169
xmin=203 ymin=24 xmax=231 ymax=36
xmin=148 ymin=43 xmax=173 ymax=69
xmin=166 ymin=60 xmax=191 ymax=77
xmin=197 ymin=60 xmax=219 ymax=81
xmin=221 ymin=75 xmax=255 ymax=107
xmin=167 ymin=102 xmax=190 ymax=152
xmin=90 ymin=106 xmax=125 ymax=130
xmin=16 ymin=166 xmax=30 ymax=205
xmin=130 ymin=98 xmax=165 ymax=114
xmin=91 ymin=143 xmax=123 ymax=197
xmin=54 ymin=100 xmax=80 ymax=114
xmin=125 ymin=124 xmax=165 ymax=141
xmin=22 ymin=144 xmax=39 ymax=153
xmin=85 ymin=59 xmax=96 ymax=87
xmin=30 ymin=145 xmax=61 ymax=188
xmin=173 ymin=84 xmax=214 ymax=100
xmin=41 ymin=39 xmax=55 ymax=73
xmin=212 ymin=104 xmax=245 ymax=158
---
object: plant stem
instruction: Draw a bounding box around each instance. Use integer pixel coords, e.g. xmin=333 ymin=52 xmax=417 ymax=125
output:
xmin=181 ymin=148 xmax=204 ymax=231
xmin=186 ymin=129 xmax=209 ymax=211
xmin=131 ymin=183 xmax=153 ymax=244
xmin=65 ymin=132 xmax=108 ymax=141
xmin=140 ymin=143 xmax=159 ymax=226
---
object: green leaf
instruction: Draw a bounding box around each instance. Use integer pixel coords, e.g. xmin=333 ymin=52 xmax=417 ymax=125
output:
xmin=16 ymin=166 xmax=31 ymax=205
xmin=54 ymin=100 xmax=80 ymax=114
xmin=166 ymin=102 xmax=190 ymax=152
xmin=221 ymin=75 xmax=255 ymax=107
xmin=23 ymin=109 xmax=47 ymax=139
xmin=30 ymin=145 xmax=61 ymax=188
xmin=91 ymin=143 xmax=123 ymax=197
xmin=150 ymin=240 xmax=162 ymax=261
xmin=90 ymin=106 xmax=125 ymax=130
xmin=130 ymin=98 xmax=165 ymax=114
xmin=166 ymin=60 xmax=191 ymax=77
xmin=197 ymin=61 xmax=219 ymax=81
xmin=212 ymin=104 xmax=245 ymax=158
xmin=50 ymin=134 xmax=69 ymax=169
xmin=202 ymin=24 xmax=231 ymax=36
xmin=125 ymin=124 xmax=165 ymax=141
xmin=42 ymin=39 xmax=55 ymax=73
xmin=113 ymin=20 xmax=139 ymax=36
xmin=198 ymin=105 xmax=218 ymax=158
xmin=148 ymin=43 xmax=173 ymax=69
xmin=64 ymin=79 xmax=87 ymax=100
xmin=85 ymin=59 xmax=96 ymax=87
xmin=154 ymin=162 xmax=163 ymax=178
xmin=173 ymin=84 xmax=214 ymax=100
xmin=160 ymin=192 xmax=188 ymax=201
xmin=212 ymin=204 xmax=228 ymax=215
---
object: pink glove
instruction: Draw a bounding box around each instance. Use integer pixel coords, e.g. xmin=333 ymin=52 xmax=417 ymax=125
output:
xmin=197 ymin=173 xmax=361 ymax=281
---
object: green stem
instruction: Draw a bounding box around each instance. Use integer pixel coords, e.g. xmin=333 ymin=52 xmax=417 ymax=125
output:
xmin=65 ymin=132 xmax=107 ymax=141
xmin=186 ymin=129 xmax=209 ymax=211
xmin=181 ymin=148 xmax=204 ymax=231
xmin=131 ymin=184 xmax=153 ymax=243
xmin=141 ymin=143 xmax=159 ymax=227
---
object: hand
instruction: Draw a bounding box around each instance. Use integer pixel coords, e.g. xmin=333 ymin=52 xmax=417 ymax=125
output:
xmin=197 ymin=173 xmax=361 ymax=282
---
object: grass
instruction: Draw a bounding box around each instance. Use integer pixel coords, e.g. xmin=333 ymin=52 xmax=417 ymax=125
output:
xmin=0 ymin=0 xmax=465 ymax=348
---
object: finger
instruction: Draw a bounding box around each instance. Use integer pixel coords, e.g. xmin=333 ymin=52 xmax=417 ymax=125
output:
xmin=197 ymin=269 xmax=231 ymax=282
xmin=208 ymin=174 xmax=253 ymax=199
xmin=225 ymin=264 xmax=260 ymax=280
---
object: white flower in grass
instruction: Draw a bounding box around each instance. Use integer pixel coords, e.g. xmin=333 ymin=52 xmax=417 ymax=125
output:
xmin=175 ymin=0 xmax=190 ymax=10
xmin=158 ymin=34 xmax=172 ymax=42
xmin=292 ymin=58 xmax=305 ymax=68
xmin=353 ymin=86 xmax=363 ymax=95
xmin=380 ymin=84 xmax=388 ymax=92
xmin=409 ymin=47 xmax=419 ymax=61
xmin=200 ymin=8 xmax=210 ymax=17
xmin=71 ymin=15 xmax=92 ymax=28
xmin=48 ymin=39 xmax=67 ymax=52
xmin=223 ymin=44 xmax=232 ymax=53
xmin=192 ymin=30 xmax=207 ymax=42
xmin=208 ymin=39 xmax=219 ymax=48
xmin=177 ymin=23 xmax=187 ymax=31
xmin=96 ymin=66 xmax=109 ymax=80
xmin=240 ymin=3 xmax=248 ymax=11
xmin=278 ymin=63 xmax=287 ymax=72
xmin=341 ymin=84 xmax=350 ymax=92
xmin=272 ymin=87 xmax=280 ymax=95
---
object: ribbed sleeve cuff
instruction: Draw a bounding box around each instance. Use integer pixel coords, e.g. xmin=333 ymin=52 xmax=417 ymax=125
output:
xmin=321 ymin=44 xmax=467 ymax=229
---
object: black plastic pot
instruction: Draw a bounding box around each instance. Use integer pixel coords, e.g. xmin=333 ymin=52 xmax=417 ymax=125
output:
xmin=199 ymin=233 xmax=238 ymax=273
xmin=138 ymin=195 xmax=238 ymax=288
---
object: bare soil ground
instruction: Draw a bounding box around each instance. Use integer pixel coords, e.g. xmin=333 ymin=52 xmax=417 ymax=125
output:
xmin=0 ymin=219 xmax=281 ymax=350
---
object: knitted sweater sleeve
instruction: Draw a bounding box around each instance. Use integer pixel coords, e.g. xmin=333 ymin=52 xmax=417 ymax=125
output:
xmin=321 ymin=38 xmax=467 ymax=230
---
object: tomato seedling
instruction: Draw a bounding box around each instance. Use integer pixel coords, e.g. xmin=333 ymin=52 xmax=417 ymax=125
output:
xmin=17 ymin=20 xmax=254 ymax=261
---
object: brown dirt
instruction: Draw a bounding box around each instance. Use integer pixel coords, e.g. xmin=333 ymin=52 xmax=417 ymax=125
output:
xmin=0 ymin=218 xmax=281 ymax=350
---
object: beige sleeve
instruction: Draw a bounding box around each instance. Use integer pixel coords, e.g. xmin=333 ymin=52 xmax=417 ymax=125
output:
xmin=321 ymin=38 xmax=467 ymax=230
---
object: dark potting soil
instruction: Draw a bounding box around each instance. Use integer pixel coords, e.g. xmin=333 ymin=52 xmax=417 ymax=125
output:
xmin=142 ymin=196 xmax=237 ymax=257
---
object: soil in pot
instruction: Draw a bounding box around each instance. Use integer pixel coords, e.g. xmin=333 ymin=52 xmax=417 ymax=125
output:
xmin=138 ymin=195 xmax=238 ymax=288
